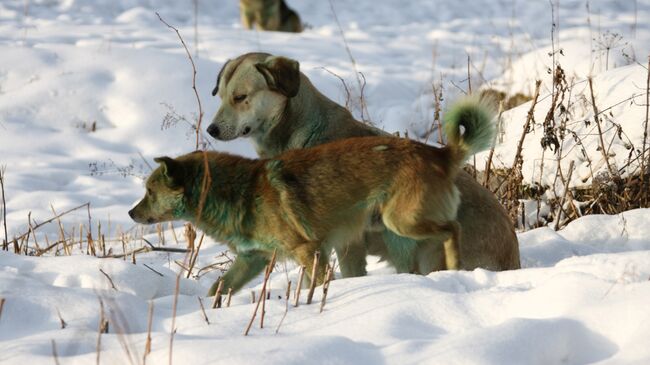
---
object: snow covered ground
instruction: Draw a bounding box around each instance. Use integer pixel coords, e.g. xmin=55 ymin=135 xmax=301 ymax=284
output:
xmin=2 ymin=209 xmax=650 ymax=364
xmin=1 ymin=0 xmax=650 ymax=364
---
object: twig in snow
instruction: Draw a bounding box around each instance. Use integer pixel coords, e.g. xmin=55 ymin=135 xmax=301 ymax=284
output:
xmin=143 ymin=301 xmax=154 ymax=365
xmin=244 ymin=250 xmax=277 ymax=336
xmin=198 ymin=297 xmax=210 ymax=325
xmin=99 ymin=269 xmax=117 ymax=291
xmin=293 ymin=265 xmax=305 ymax=307
xmin=306 ymin=251 xmax=321 ymax=305
xmin=275 ymin=281 xmax=291 ymax=334
xmin=156 ymin=12 xmax=204 ymax=150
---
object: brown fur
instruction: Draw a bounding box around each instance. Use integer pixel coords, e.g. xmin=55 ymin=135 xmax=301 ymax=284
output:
xmin=130 ymin=136 xmax=472 ymax=293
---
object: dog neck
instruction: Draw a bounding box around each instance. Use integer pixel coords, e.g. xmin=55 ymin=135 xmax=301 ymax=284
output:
xmin=252 ymin=74 xmax=388 ymax=158
xmin=180 ymin=153 xmax=260 ymax=241
xmin=252 ymin=74 xmax=356 ymax=158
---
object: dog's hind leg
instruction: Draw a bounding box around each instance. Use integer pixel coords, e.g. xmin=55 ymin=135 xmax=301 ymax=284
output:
xmin=383 ymin=214 xmax=462 ymax=270
xmin=208 ymin=250 xmax=270 ymax=296
xmin=380 ymin=229 xmax=418 ymax=273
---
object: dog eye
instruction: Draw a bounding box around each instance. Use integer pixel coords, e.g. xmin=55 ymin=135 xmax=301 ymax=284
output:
xmin=147 ymin=188 xmax=153 ymax=195
xmin=233 ymin=94 xmax=247 ymax=103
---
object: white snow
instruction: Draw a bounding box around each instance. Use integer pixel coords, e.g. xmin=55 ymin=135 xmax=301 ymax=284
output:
xmin=1 ymin=0 xmax=650 ymax=364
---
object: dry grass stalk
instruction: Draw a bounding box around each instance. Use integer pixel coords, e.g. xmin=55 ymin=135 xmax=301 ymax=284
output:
xmin=143 ymin=301 xmax=154 ymax=365
xmin=169 ymin=266 xmax=182 ymax=365
xmin=320 ymin=67 xmax=352 ymax=111
xmin=0 ymin=298 xmax=5 ymax=322
xmin=306 ymin=252 xmax=321 ymax=305
xmin=186 ymin=233 xmax=205 ymax=278
xmin=197 ymin=296 xmax=210 ymax=325
xmin=156 ymin=12 xmax=204 ymax=149
xmin=143 ymin=263 xmax=164 ymax=277
xmin=554 ymin=160 xmax=576 ymax=230
xmin=52 ymin=339 xmax=61 ymax=365
xmin=169 ymin=222 xmax=179 ymax=245
xmin=588 ymin=77 xmax=616 ymax=177
xmin=156 ymin=223 xmax=165 ymax=246
xmin=642 ymin=56 xmax=650 ymax=206
xmin=259 ymin=252 xmax=278 ymax=327
xmin=251 ymin=291 xmax=256 ymax=304
xmin=274 ymin=280 xmax=291 ymax=334
xmin=327 ymin=0 xmax=371 ymax=123
xmin=13 ymin=202 xmax=90 ymax=245
xmin=88 ymin=232 xmax=96 ymax=256
xmin=319 ymin=265 xmax=334 ymax=313
xmin=29 ymin=214 xmax=41 ymax=252
xmin=96 ymin=298 xmax=107 ymax=365
xmin=483 ymin=100 xmax=504 ymax=188
xmin=99 ymin=269 xmax=117 ymax=290
xmin=293 ymin=265 xmax=305 ymax=307
xmin=56 ymin=308 xmax=67 ymax=329
xmin=211 ymin=279 xmax=224 ymax=309
xmin=51 ymin=204 xmax=69 ymax=255
xmin=244 ymin=250 xmax=277 ymax=336
xmin=226 ymin=288 xmax=233 ymax=307
xmin=467 ymin=54 xmax=472 ymax=94
xmin=183 ymin=223 xmax=197 ymax=273
xmin=0 ymin=166 xmax=8 ymax=251
xmin=260 ymin=284 xmax=267 ymax=329
xmin=505 ymin=80 xmax=542 ymax=226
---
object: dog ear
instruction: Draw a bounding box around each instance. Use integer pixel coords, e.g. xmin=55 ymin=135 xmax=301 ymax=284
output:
xmin=212 ymin=59 xmax=231 ymax=97
xmin=154 ymin=156 xmax=185 ymax=187
xmin=254 ymin=56 xmax=300 ymax=97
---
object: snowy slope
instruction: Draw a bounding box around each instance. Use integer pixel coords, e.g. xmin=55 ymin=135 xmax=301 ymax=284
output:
xmin=2 ymin=209 xmax=650 ymax=365
xmin=1 ymin=0 xmax=650 ymax=364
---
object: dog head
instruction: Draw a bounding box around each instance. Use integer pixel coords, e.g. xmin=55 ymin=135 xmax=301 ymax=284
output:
xmin=129 ymin=156 xmax=186 ymax=224
xmin=208 ymin=52 xmax=300 ymax=141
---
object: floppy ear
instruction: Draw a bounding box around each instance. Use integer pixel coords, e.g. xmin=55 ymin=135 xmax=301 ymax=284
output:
xmin=211 ymin=59 xmax=231 ymax=97
xmin=154 ymin=156 xmax=185 ymax=187
xmin=254 ymin=56 xmax=300 ymax=97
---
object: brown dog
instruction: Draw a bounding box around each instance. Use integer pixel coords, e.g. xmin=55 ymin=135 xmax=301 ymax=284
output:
xmin=130 ymin=101 xmax=494 ymax=293
xmin=207 ymin=52 xmax=520 ymax=277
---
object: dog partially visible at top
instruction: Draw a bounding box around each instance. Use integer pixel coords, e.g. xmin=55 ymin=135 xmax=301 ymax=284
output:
xmin=207 ymin=52 xmax=521 ymax=279
xmin=240 ymin=0 xmax=302 ymax=33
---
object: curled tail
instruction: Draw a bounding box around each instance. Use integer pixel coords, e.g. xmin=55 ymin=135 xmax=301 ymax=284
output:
xmin=443 ymin=96 xmax=496 ymax=170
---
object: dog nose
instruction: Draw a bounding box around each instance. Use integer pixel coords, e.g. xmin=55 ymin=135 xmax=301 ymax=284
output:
xmin=128 ymin=209 xmax=134 ymax=219
xmin=207 ymin=124 xmax=220 ymax=138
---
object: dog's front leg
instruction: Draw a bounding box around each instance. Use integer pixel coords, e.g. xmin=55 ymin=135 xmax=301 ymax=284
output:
xmin=293 ymin=243 xmax=329 ymax=287
xmin=208 ymin=250 xmax=270 ymax=296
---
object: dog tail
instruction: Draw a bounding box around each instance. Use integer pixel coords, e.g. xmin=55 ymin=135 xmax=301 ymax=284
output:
xmin=443 ymin=95 xmax=496 ymax=169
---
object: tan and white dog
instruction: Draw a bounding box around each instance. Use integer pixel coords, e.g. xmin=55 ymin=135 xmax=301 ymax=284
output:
xmin=207 ymin=52 xmax=520 ymax=276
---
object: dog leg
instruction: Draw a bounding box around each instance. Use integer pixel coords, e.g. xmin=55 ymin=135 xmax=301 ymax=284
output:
xmin=208 ymin=250 xmax=270 ymax=296
xmin=414 ymin=237 xmax=447 ymax=274
xmin=383 ymin=212 xmax=462 ymax=271
xmin=333 ymin=239 xmax=367 ymax=278
xmin=293 ymin=243 xmax=329 ymax=287
xmin=380 ymin=229 xmax=418 ymax=273
xmin=442 ymin=221 xmax=462 ymax=270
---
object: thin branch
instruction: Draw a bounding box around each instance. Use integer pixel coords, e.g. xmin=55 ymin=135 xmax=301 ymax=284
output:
xmin=13 ymin=202 xmax=90 ymax=244
xmin=588 ymin=77 xmax=615 ymax=176
xmin=99 ymin=269 xmax=117 ymax=290
xmin=244 ymin=250 xmax=277 ymax=336
xmin=156 ymin=12 xmax=204 ymax=150
xmin=0 ymin=166 xmax=8 ymax=251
